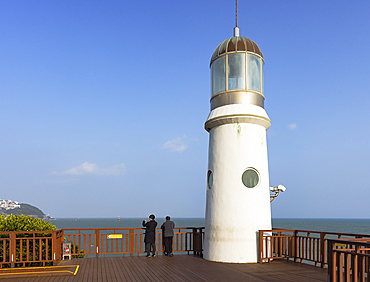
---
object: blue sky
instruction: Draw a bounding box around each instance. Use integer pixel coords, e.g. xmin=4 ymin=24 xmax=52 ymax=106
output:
xmin=1 ymin=1 xmax=370 ymax=218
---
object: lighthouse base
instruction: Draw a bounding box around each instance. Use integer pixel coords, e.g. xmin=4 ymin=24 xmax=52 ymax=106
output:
xmin=203 ymin=221 xmax=271 ymax=263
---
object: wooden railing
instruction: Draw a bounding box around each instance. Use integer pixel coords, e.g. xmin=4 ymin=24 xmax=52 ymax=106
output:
xmin=0 ymin=227 xmax=203 ymax=268
xmin=5 ymin=225 xmax=370 ymax=279
xmin=327 ymin=238 xmax=370 ymax=282
xmin=62 ymin=227 xmax=204 ymax=258
xmin=0 ymin=229 xmax=64 ymax=268
xmin=259 ymin=229 xmax=370 ymax=280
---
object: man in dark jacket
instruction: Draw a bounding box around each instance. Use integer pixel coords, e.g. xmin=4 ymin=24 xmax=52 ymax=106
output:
xmin=161 ymin=216 xmax=175 ymax=256
xmin=142 ymin=214 xmax=157 ymax=257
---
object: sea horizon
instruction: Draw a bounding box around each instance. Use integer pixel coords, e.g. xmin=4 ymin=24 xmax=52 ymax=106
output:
xmin=48 ymin=217 xmax=370 ymax=235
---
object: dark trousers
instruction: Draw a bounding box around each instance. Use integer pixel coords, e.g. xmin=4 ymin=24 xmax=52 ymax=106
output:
xmin=164 ymin=236 xmax=173 ymax=254
xmin=146 ymin=243 xmax=156 ymax=256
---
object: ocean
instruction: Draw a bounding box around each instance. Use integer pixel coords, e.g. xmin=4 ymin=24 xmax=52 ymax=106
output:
xmin=48 ymin=218 xmax=370 ymax=235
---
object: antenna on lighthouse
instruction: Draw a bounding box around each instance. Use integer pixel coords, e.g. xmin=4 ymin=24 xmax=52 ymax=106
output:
xmin=234 ymin=0 xmax=239 ymax=36
xmin=236 ymin=0 xmax=238 ymax=27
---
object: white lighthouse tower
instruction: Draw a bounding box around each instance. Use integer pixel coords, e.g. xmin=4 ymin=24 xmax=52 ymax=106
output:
xmin=204 ymin=25 xmax=271 ymax=263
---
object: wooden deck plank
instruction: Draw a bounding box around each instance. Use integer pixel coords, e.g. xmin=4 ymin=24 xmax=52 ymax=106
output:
xmin=110 ymin=257 xmax=126 ymax=282
xmin=142 ymin=255 xmax=198 ymax=282
xmin=126 ymin=256 xmax=159 ymax=282
xmin=105 ymin=258 xmax=118 ymax=282
xmin=79 ymin=257 xmax=88 ymax=282
xmin=123 ymin=257 xmax=150 ymax=282
xmin=1 ymin=255 xmax=328 ymax=282
xmin=99 ymin=258 xmax=108 ymax=282
xmin=147 ymin=257 xmax=188 ymax=282
xmin=118 ymin=257 xmax=139 ymax=282
xmin=118 ymin=257 xmax=137 ymax=281
xmin=57 ymin=273 xmax=73 ymax=282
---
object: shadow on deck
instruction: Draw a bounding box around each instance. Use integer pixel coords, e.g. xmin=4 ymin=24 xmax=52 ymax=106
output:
xmin=2 ymin=255 xmax=328 ymax=281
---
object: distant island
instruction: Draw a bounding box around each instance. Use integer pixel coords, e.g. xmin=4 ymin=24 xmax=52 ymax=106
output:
xmin=0 ymin=199 xmax=52 ymax=219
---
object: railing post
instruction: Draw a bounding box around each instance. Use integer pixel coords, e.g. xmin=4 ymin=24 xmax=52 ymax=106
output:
xmin=353 ymin=244 xmax=359 ymax=282
xmin=52 ymin=230 xmax=56 ymax=265
xmin=320 ymin=232 xmax=326 ymax=268
xmin=259 ymin=230 xmax=263 ymax=263
xmin=193 ymin=228 xmax=199 ymax=255
xmin=95 ymin=229 xmax=100 ymax=258
xmin=200 ymin=228 xmax=204 ymax=257
xmin=294 ymin=230 xmax=299 ymax=263
xmin=60 ymin=229 xmax=64 ymax=262
xmin=129 ymin=229 xmax=134 ymax=257
xmin=10 ymin=231 xmax=15 ymax=268
xmin=198 ymin=228 xmax=203 ymax=257
xmin=327 ymin=240 xmax=333 ymax=282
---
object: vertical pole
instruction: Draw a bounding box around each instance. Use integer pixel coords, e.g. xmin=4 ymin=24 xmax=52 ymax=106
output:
xmin=235 ymin=0 xmax=237 ymax=27
xmin=95 ymin=229 xmax=100 ymax=258
xmin=332 ymin=248 xmax=337 ymax=282
xmin=60 ymin=230 xmax=64 ymax=262
xmin=201 ymin=228 xmax=204 ymax=257
xmin=52 ymin=231 xmax=56 ymax=266
xmin=129 ymin=229 xmax=134 ymax=257
xmin=352 ymin=244 xmax=359 ymax=282
xmin=321 ymin=233 xmax=327 ymax=268
xmin=338 ymin=252 xmax=343 ymax=282
xmin=193 ymin=228 xmax=197 ymax=255
xmin=327 ymin=240 xmax=332 ymax=282
xmin=10 ymin=232 xmax=15 ymax=268
xmin=294 ymin=230 xmax=299 ymax=263
xmin=259 ymin=230 xmax=263 ymax=263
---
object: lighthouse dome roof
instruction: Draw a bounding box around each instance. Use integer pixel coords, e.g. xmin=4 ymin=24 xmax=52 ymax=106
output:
xmin=210 ymin=36 xmax=263 ymax=66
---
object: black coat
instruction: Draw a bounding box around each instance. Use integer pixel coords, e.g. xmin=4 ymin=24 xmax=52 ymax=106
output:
xmin=142 ymin=220 xmax=157 ymax=244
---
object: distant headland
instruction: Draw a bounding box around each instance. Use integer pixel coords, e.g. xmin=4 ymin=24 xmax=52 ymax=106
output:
xmin=0 ymin=199 xmax=52 ymax=220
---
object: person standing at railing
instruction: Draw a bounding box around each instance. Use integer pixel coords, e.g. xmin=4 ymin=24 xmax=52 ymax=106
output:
xmin=161 ymin=216 xmax=175 ymax=257
xmin=142 ymin=214 xmax=157 ymax=257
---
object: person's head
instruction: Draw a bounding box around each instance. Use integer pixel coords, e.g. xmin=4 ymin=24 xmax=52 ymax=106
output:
xmin=149 ymin=214 xmax=155 ymax=220
xmin=166 ymin=216 xmax=170 ymax=221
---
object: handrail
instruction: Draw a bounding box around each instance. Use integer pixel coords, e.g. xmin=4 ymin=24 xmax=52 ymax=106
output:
xmin=0 ymin=227 xmax=204 ymax=268
xmin=259 ymin=229 xmax=370 ymax=268
xmin=327 ymin=238 xmax=370 ymax=282
xmin=5 ymin=226 xmax=370 ymax=274
xmin=0 ymin=229 xmax=64 ymax=268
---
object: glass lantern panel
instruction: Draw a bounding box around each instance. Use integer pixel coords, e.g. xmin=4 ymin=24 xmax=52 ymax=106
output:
xmin=247 ymin=54 xmax=261 ymax=92
xmin=228 ymin=53 xmax=245 ymax=91
xmin=213 ymin=56 xmax=226 ymax=95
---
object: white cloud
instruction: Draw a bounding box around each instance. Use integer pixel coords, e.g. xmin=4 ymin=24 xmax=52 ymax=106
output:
xmin=51 ymin=162 xmax=126 ymax=176
xmin=162 ymin=136 xmax=196 ymax=153
xmin=288 ymin=123 xmax=297 ymax=130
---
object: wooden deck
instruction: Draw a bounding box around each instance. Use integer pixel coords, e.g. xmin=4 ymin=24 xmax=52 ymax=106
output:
xmin=0 ymin=255 xmax=328 ymax=281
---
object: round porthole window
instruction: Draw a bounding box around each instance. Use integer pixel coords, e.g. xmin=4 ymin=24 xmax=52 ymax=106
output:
xmin=207 ymin=170 xmax=213 ymax=189
xmin=242 ymin=168 xmax=259 ymax=188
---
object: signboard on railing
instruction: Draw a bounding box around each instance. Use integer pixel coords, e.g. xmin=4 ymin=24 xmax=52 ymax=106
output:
xmin=107 ymin=234 xmax=123 ymax=239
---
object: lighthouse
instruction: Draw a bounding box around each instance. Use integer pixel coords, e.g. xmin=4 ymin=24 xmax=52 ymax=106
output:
xmin=204 ymin=26 xmax=271 ymax=263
